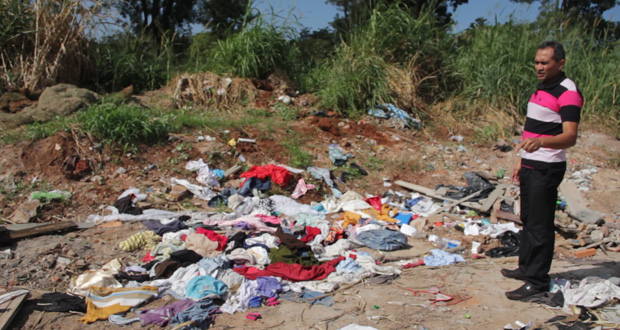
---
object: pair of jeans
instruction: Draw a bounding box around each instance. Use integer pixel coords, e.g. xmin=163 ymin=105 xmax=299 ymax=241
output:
xmin=518 ymin=163 xmax=566 ymax=290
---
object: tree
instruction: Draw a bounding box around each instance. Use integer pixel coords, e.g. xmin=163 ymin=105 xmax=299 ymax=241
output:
xmin=326 ymin=0 xmax=469 ymax=34
xmin=117 ymin=0 xmax=198 ymax=40
xmin=195 ymin=0 xmax=254 ymax=40
xmin=510 ymin=0 xmax=619 ymax=40
xmin=510 ymin=0 xmax=618 ymax=18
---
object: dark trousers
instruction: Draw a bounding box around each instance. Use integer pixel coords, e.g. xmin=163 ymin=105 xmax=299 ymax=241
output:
xmin=518 ymin=164 xmax=565 ymax=291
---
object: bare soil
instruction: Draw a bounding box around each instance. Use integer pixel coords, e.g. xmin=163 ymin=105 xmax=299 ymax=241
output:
xmin=1 ymin=92 xmax=619 ymax=330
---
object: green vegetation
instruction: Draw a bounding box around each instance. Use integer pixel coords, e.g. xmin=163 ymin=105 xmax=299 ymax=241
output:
xmin=77 ymin=103 xmax=169 ymax=152
xmin=1 ymin=0 xmax=619 ymax=143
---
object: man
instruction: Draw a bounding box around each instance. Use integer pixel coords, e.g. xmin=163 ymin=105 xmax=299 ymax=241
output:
xmin=502 ymin=41 xmax=583 ymax=300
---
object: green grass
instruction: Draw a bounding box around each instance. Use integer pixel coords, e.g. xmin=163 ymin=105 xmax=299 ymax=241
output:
xmin=77 ymin=102 xmax=169 ymax=152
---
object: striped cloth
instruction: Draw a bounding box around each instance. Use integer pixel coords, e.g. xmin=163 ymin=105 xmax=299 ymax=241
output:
xmin=79 ymin=286 xmax=158 ymax=324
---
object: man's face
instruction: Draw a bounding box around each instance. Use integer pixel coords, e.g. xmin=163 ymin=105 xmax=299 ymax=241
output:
xmin=534 ymin=47 xmax=565 ymax=82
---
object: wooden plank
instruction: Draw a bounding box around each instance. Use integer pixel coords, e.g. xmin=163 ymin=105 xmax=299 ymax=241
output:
xmin=494 ymin=209 xmax=523 ymax=225
xmin=559 ymin=181 xmax=603 ymax=223
xmin=428 ymin=190 xmax=482 ymax=217
xmin=0 ymin=291 xmax=28 ymax=330
xmin=478 ymin=184 xmax=507 ymax=213
xmin=8 ymin=221 xmax=78 ymax=240
xmin=395 ymin=180 xmax=485 ymax=212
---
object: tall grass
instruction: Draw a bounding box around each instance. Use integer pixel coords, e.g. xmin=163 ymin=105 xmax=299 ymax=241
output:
xmin=90 ymin=31 xmax=181 ymax=92
xmin=197 ymin=16 xmax=295 ymax=79
xmin=0 ymin=0 xmax=106 ymax=90
xmin=312 ymin=2 xmax=453 ymax=116
xmin=452 ymin=16 xmax=620 ymax=132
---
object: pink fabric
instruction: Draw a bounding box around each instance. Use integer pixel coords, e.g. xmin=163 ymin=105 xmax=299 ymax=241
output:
xmin=522 ymin=131 xmax=553 ymax=139
xmin=196 ymin=228 xmax=228 ymax=251
xmin=530 ymin=90 xmax=560 ymax=112
xmin=291 ymin=178 xmax=316 ymax=199
xmin=255 ymin=214 xmax=282 ymax=225
xmin=233 ymin=256 xmax=345 ymax=282
xmin=364 ymin=196 xmax=382 ymax=211
xmin=558 ymin=90 xmax=584 ymax=107
xmin=240 ymin=164 xmax=291 ymax=187
xmin=300 ymin=226 xmax=322 ymax=243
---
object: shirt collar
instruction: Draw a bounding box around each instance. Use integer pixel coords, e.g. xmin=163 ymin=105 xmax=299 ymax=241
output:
xmin=537 ymin=71 xmax=566 ymax=90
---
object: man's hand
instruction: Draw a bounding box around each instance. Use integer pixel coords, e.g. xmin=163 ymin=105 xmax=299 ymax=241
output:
xmin=516 ymin=137 xmax=543 ymax=153
xmin=511 ymin=161 xmax=521 ymax=185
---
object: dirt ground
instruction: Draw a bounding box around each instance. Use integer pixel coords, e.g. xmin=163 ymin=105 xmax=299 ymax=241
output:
xmin=1 ymin=96 xmax=619 ymax=329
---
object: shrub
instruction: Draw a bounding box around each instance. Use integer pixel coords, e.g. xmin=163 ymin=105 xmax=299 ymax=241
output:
xmin=78 ymin=102 xmax=169 ymax=151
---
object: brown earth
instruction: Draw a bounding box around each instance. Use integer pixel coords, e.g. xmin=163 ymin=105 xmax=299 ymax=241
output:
xmin=1 ymin=91 xmax=619 ymax=330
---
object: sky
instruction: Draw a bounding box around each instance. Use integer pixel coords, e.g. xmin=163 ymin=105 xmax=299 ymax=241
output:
xmin=253 ymin=0 xmax=620 ymax=32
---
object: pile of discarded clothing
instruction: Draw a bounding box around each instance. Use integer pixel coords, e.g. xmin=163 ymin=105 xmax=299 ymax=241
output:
xmin=54 ymin=162 xmax=472 ymax=328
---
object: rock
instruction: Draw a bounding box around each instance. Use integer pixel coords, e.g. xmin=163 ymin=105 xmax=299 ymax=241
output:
xmin=0 ymin=84 xmax=98 ymax=129
xmin=11 ymin=200 xmax=41 ymax=223
xmin=590 ymin=230 xmax=604 ymax=242
xmin=169 ymin=185 xmax=192 ymax=201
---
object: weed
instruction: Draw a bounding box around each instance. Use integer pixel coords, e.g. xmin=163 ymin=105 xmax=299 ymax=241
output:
xmin=25 ymin=116 xmax=73 ymax=140
xmin=364 ymin=156 xmax=385 ymax=172
xmin=78 ymin=102 xmax=169 ymax=152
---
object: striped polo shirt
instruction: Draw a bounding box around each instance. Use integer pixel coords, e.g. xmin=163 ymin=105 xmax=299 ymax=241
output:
xmin=521 ymin=72 xmax=583 ymax=168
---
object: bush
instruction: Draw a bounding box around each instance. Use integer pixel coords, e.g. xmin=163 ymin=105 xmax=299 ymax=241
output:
xmin=78 ymin=102 xmax=169 ymax=150
xmin=89 ymin=31 xmax=182 ymax=93
xmin=201 ymin=18 xmax=294 ymax=79
xmin=313 ymin=2 xmax=453 ymax=116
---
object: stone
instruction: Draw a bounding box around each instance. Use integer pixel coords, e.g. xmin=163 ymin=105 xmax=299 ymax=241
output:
xmin=11 ymin=200 xmax=41 ymax=223
xmin=0 ymin=84 xmax=98 ymax=129
xmin=169 ymin=185 xmax=192 ymax=201
xmin=590 ymin=230 xmax=604 ymax=242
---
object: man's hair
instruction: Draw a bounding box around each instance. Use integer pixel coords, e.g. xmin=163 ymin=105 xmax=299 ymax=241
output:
xmin=538 ymin=41 xmax=565 ymax=61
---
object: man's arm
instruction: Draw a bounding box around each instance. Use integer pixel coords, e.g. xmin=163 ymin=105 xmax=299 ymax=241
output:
xmin=517 ymin=121 xmax=579 ymax=153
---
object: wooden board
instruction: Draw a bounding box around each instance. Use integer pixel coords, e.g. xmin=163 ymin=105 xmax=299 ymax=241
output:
xmin=559 ymin=181 xmax=603 ymax=223
xmin=478 ymin=184 xmax=508 ymax=213
xmin=0 ymin=292 xmax=28 ymax=330
xmin=394 ymin=180 xmax=484 ymax=212
xmin=6 ymin=221 xmax=78 ymax=241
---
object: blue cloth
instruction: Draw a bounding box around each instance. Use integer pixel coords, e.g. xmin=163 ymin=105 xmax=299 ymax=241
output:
xmin=301 ymin=291 xmax=334 ymax=306
xmin=198 ymin=255 xmax=231 ymax=275
xmin=328 ymin=144 xmax=354 ymax=166
xmin=357 ymin=229 xmax=408 ymax=251
xmin=248 ymin=296 xmax=262 ymax=308
xmin=170 ymin=299 xmax=219 ymax=330
xmin=238 ymin=177 xmax=271 ymax=197
xmin=368 ymin=103 xmax=422 ymax=129
xmin=395 ymin=213 xmax=413 ymax=225
xmin=185 ymin=275 xmax=228 ymax=300
xmin=280 ymin=290 xmax=334 ymax=306
xmin=406 ymin=197 xmax=423 ymax=208
xmin=256 ymin=276 xmax=281 ymax=298
xmin=335 ymin=257 xmax=363 ymax=273
xmin=213 ymin=169 xmax=225 ymax=178
xmin=422 ymin=249 xmax=465 ymax=266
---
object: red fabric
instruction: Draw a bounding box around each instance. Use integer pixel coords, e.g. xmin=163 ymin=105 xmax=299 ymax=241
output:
xmin=196 ymin=227 xmax=228 ymax=251
xmin=300 ymin=226 xmax=322 ymax=243
xmin=142 ymin=251 xmax=155 ymax=263
xmin=364 ymin=196 xmax=382 ymax=211
xmin=402 ymin=259 xmax=425 ymax=269
xmin=240 ymin=164 xmax=291 ymax=187
xmin=234 ymin=257 xmax=345 ymax=282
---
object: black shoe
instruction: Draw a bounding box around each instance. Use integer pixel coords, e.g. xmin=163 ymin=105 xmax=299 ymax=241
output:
xmin=501 ymin=268 xmax=526 ymax=281
xmin=505 ymin=283 xmax=544 ymax=300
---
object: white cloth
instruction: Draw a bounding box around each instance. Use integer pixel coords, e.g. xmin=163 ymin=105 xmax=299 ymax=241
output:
xmin=87 ymin=207 xmax=184 ymax=224
xmin=185 ymin=159 xmax=220 ymax=187
xmin=269 ymin=195 xmax=324 ymax=217
xmin=563 ymin=276 xmax=620 ymax=308
xmin=479 ymin=222 xmax=521 ymax=238
xmin=170 ymin=178 xmax=217 ymax=201
xmin=221 ymin=279 xmax=258 ymax=314
xmin=228 ymin=247 xmax=270 ymax=267
xmin=245 ymin=233 xmax=280 ymax=248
